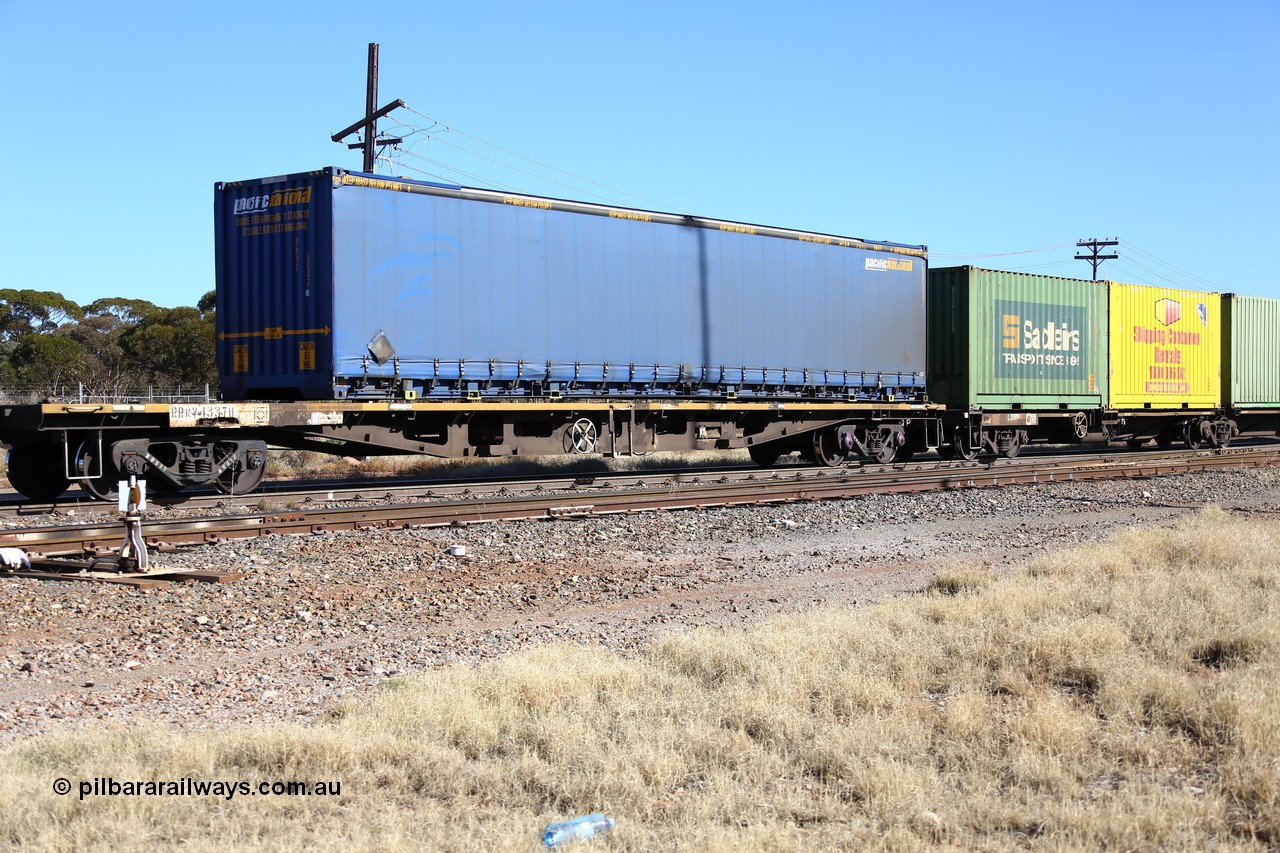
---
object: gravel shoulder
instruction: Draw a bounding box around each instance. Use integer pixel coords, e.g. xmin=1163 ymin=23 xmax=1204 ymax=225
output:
xmin=2 ymin=467 xmax=1277 ymax=745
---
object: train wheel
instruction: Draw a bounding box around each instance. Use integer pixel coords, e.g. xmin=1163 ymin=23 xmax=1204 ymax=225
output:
xmin=1068 ymin=412 xmax=1089 ymax=441
xmin=564 ymin=419 xmax=599 ymax=454
xmin=74 ymin=440 xmax=120 ymax=502
xmin=747 ymin=442 xmax=781 ymax=467
xmin=1183 ymin=420 xmax=1206 ymax=450
xmin=213 ymin=444 xmax=267 ymax=496
xmin=950 ymin=429 xmax=979 ymax=462
xmin=806 ymin=429 xmax=847 ymax=467
xmin=4 ymin=444 xmax=70 ymax=502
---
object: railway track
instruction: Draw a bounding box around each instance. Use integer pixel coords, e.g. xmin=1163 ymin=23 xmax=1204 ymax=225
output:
xmin=3 ymin=443 xmax=1274 ymax=563
xmin=0 ymin=460 xmax=763 ymax=519
xmin=1 ymin=440 xmax=1264 ymax=521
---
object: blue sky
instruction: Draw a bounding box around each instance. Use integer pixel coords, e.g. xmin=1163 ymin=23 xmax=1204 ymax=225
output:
xmin=0 ymin=1 xmax=1276 ymax=308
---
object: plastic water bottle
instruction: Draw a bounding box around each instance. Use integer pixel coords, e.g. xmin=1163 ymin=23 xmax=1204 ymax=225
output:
xmin=541 ymin=813 xmax=614 ymax=847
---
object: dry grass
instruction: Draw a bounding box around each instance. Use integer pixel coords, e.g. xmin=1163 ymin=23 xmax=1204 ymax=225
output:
xmin=3 ymin=508 xmax=1277 ymax=851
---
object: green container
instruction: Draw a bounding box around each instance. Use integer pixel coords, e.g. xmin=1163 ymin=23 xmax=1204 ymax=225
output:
xmin=927 ymin=267 xmax=1108 ymax=409
xmin=1224 ymin=293 xmax=1280 ymax=408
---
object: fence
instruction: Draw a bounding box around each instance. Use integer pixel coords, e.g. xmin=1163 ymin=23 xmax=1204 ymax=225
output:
xmin=0 ymin=384 xmax=218 ymax=405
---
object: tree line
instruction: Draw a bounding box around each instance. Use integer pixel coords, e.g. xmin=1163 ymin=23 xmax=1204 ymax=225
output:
xmin=0 ymin=289 xmax=217 ymax=399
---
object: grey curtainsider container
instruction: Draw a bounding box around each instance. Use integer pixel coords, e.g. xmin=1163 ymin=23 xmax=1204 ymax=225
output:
xmin=215 ymin=168 xmax=929 ymax=402
xmin=1224 ymin=293 xmax=1280 ymax=408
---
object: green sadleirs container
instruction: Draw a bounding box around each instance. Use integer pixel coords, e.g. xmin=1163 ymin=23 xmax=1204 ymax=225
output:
xmin=927 ymin=267 xmax=1108 ymax=410
xmin=1224 ymin=293 xmax=1280 ymax=408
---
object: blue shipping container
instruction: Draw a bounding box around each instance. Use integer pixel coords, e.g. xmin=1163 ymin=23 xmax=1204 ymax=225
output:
xmin=214 ymin=168 xmax=928 ymax=401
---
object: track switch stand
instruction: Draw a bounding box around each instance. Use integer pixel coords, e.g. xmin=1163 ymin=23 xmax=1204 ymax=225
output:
xmin=105 ymin=475 xmax=149 ymax=573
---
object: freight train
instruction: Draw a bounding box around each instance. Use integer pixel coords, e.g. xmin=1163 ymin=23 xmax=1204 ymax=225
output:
xmin=0 ymin=166 xmax=1275 ymax=502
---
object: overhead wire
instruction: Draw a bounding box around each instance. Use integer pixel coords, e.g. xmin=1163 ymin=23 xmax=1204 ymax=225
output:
xmin=375 ymin=123 xmax=436 ymax=178
xmin=400 ymin=105 xmax=693 ymax=214
xmin=1005 ymin=259 xmax=1078 ymax=273
xmin=1122 ymin=242 xmax=1223 ymax=290
xmin=354 ymin=108 xmax=1232 ymax=294
xmin=386 ymin=158 xmax=472 ymax=186
xmin=1108 ymin=262 xmax=1169 ymax=286
xmin=935 ymin=241 xmax=1221 ymax=291
xmin=394 ymin=146 xmax=524 ymax=193
xmin=339 ymin=117 xmax=515 ymax=191
xmin=393 ymin=117 xmax=629 ymax=205
xmin=1109 ymin=254 xmax=1218 ymax=291
xmin=931 ymin=242 xmax=1075 ymax=259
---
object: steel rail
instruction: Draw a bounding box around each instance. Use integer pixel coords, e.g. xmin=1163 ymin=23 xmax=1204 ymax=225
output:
xmin=4 ymin=440 xmax=1275 ymax=519
xmin=4 ymin=445 xmax=1275 ymax=560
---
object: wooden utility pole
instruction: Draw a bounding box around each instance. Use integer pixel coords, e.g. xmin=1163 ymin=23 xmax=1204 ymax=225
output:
xmin=330 ymin=43 xmax=404 ymax=173
xmin=1075 ymin=238 xmax=1119 ymax=281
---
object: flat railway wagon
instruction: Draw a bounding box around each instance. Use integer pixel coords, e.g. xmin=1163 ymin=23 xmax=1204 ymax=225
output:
xmin=0 ymin=169 xmax=941 ymax=500
xmin=927 ymin=267 xmax=1108 ymax=458
xmin=927 ymin=267 xmax=1242 ymax=456
xmin=1108 ymin=281 xmax=1233 ymax=448
xmin=215 ymin=168 xmax=939 ymax=469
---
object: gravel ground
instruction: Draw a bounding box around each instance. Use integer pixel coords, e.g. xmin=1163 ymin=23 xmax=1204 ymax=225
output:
xmin=2 ymin=466 xmax=1278 ymax=745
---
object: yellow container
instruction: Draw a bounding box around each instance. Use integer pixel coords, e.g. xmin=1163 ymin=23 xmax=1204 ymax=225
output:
xmin=1108 ymin=282 xmax=1221 ymax=409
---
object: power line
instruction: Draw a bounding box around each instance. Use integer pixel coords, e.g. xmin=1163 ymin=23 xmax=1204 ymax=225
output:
xmin=1005 ymin=259 xmax=1078 ymax=273
xmin=1111 ymin=253 xmax=1207 ymax=289
xmin=386 ymin=158 xmax=472 ymax=186
xmin=329 ymin=58 xmax=1228 ymax=294
xmin=1109 ymin=257 xmax=1216 ymax=291
xmin=394 ymin=147 xmax=524 ymax=193
xmin=1109 ymin=262 xmax=1178 ymax=287
xmin=931 ymin=242 xmax=1075 ymax=259
xmin=934 ymin=239 xmax=1224 ymax=291
xmin=1123 ymin=241 xmax=1223 ymax=290
xmin=393 ymin=119 xmax=631 ymax=206
xmin=401 ymin=105 xmax=693 ymax=214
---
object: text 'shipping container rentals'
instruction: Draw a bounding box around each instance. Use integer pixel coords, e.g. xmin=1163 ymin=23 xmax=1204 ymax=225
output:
xmin=1108 ymin=282 xmax=1220 ymax=410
